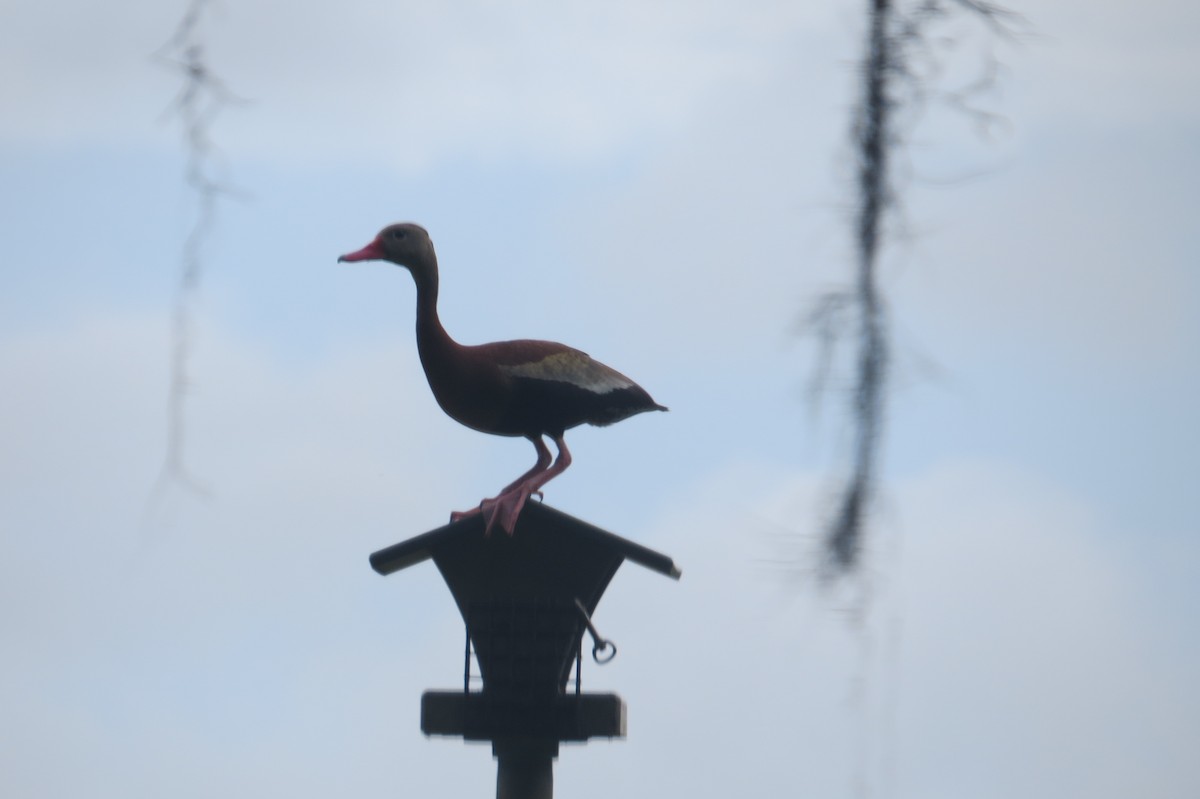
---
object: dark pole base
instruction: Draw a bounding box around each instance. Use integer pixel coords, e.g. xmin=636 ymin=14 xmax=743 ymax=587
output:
xmin=494 ymin=740 xmax=557 ymax=799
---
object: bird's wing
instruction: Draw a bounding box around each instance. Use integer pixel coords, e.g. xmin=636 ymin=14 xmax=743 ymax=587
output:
xmin=496 ymin=345 xmax=637 ymax=395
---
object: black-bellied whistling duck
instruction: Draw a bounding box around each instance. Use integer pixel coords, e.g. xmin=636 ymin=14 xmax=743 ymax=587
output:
xmin=338 ymin=223 xmax=667 ymax=536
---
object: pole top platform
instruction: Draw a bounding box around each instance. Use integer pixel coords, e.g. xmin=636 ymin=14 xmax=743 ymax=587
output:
xmin=369 ymin=502 xmax=680 ymax=750
xmin=369 ymin=502 xmax=681 ymax=582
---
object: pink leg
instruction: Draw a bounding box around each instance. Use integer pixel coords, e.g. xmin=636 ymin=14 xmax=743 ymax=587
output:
xmin=524 ymin=434 xmax=572 ymax=496
xmin=487 ymin=434 xmax=572 ymax=535
xmin=498 ymin=437 xmax=553 ymax=495
xmin=450 ymin=436 xmax=553 ymax=532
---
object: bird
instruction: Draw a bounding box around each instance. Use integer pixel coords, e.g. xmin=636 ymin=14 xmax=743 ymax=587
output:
xmin=338 ymin=222 xmax=667 ymax=536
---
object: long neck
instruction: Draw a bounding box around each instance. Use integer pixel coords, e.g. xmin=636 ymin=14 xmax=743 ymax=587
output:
xmin=410 ymin=256 xmax=459 ymax=365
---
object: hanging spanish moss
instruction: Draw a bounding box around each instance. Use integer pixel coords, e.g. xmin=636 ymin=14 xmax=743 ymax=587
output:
xmin=813 ymin=0 xmax=1023 ymax=577
xmin=149 ymin=0 xmax=243 ymax=506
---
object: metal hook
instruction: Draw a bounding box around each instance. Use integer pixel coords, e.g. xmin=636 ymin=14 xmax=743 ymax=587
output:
xmin=573 ymin=598 xmax=617 ymax=664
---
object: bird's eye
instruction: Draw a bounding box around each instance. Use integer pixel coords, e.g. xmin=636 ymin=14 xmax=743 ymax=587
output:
xmin=390 ymin=229 xmax=407 ymax=241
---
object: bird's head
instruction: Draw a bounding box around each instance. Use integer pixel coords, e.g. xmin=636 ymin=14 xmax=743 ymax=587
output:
xmin=338 ymin=223 xmax=435 ymax=274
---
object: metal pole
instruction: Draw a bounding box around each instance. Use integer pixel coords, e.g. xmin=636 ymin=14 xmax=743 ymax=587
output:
xmin=494 ymin=740 xmax=556 ymax=799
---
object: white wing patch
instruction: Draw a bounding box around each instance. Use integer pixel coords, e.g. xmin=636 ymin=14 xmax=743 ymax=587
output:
xmin=502 ymin=352 xmax=634 ymax=394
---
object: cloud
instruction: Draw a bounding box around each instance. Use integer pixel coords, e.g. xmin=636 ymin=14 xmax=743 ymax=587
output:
xmin=891 ymin=130 xmax=1198 ymax=385
xmin=0 ymin=308 xmax=488 ymax=794
xmin=558 ymin=459 xmax=1200 ymax=798
xmin=1 ymin=305 xmax=1197 ymax=798
xmin=890 ymin=461 xmax=1200 ymax=797
xmin=1 ymin=0 xmax=835 ymax=171
xmin=216 ymin=0 xmax=835 ymax=171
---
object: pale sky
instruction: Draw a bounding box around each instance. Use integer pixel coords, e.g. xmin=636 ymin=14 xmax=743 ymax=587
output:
xmin=2 ymin=1 xmax=1198 ymax=797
